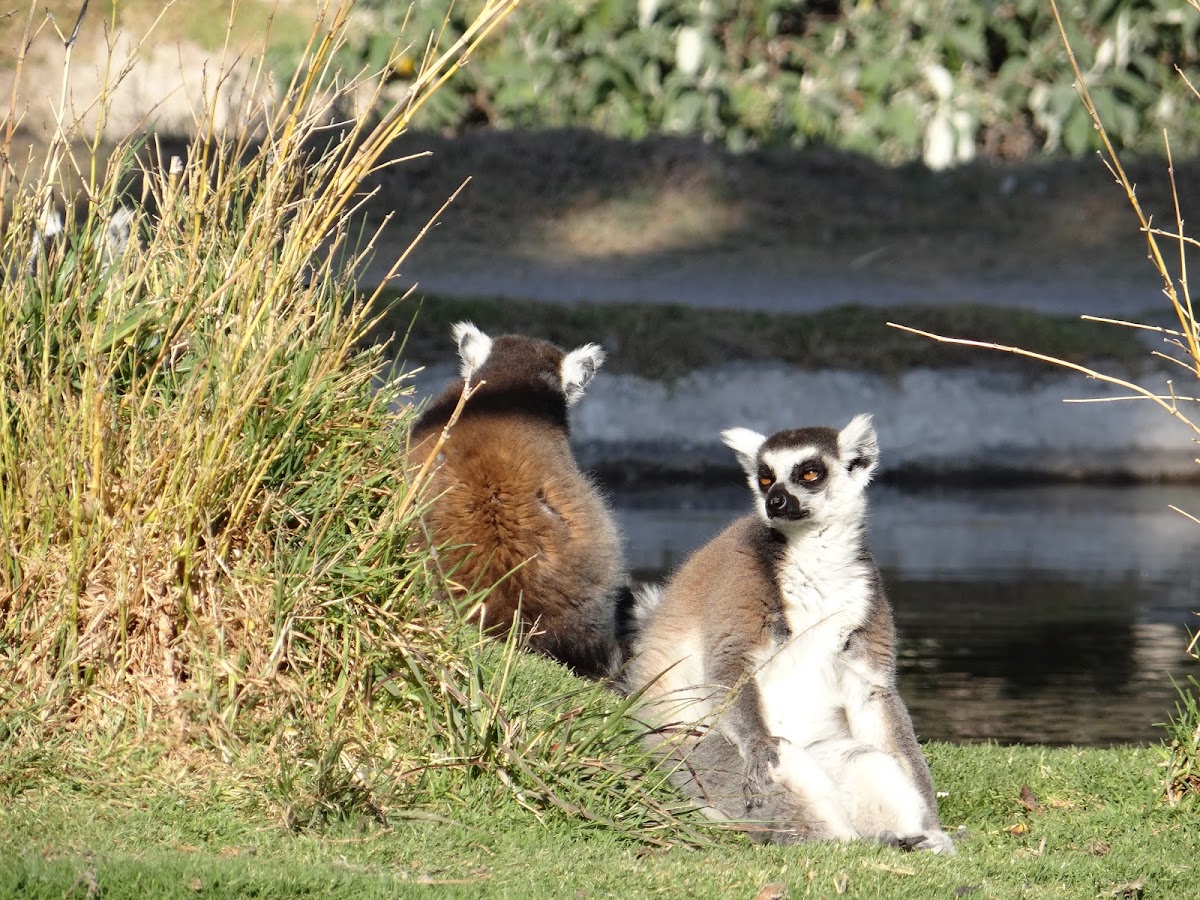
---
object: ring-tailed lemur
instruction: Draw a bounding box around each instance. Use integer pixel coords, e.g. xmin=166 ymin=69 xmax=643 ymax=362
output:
xmin=410 ymin=322 xmax=628 ymax=680
xmin=624 ymin=415 xmax=954 ymax=852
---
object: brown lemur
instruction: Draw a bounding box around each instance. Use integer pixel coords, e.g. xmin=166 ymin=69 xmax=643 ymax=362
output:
xmin=410 ymin=322 xmax=628 ymax=680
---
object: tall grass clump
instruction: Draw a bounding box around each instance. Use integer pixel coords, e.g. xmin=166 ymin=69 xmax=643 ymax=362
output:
xmin=891 ymin=0 xmax=1200 ymax=803
xmin=0 ymin=0 xmax=687 ymax=838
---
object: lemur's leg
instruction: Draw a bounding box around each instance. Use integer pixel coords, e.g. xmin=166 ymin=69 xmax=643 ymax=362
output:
xmin=672 ymin=730 xmax=856 ymax=843
xmin=842 ymin=654 xmax=939 ymax=806
xmin=707 ymin=637 xmax=783 ymax=811
xmin=808 ymin=739 xmax=955 ymax=854
xmin=771 ymin=740 xmax=857 ymax=840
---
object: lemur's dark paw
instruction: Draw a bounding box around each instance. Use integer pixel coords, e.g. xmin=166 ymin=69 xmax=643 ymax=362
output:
xmin=742 ymin=737 xmax=781 ymax=810
xmin=891 ymin=831 xmax=957 ymax=855
xmin=912 ymin=831 xmax=957 ymax=855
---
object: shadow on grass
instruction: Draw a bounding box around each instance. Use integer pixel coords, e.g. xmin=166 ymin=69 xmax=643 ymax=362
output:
xmin=367 ymin=127 xmax=1200 ymax=289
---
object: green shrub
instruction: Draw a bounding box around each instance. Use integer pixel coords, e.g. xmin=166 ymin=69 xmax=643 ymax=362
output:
xmin=357 ymin=0 xmax=1200 ymax=164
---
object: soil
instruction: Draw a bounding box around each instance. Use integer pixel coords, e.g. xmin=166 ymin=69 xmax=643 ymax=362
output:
xmin=6 ymin=122 xmax=1195 ymax=324
xmin=359 ymin=128 xmax=1200 ymax=321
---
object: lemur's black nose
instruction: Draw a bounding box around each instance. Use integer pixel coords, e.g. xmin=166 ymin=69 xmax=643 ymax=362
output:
xmin=766 ymin=484 xmax=808 ymax=520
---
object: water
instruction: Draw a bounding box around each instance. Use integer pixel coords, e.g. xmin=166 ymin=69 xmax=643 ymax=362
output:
xmin=609 ymin=481 xmax=1200 ymax=747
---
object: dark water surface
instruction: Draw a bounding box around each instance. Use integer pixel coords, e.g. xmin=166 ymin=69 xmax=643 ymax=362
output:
xmin=609 ymin=482 xmax=1200 ymax=747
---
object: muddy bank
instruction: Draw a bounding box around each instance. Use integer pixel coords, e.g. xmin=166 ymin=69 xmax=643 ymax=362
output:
xmin=405 ymin=360 xmax=1198 ymax=483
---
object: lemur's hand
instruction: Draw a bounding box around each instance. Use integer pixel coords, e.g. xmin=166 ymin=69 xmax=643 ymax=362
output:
xmin=742 ymin=735 xmax=781 ymax=810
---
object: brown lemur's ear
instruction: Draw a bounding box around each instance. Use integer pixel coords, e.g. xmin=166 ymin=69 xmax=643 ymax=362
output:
xmin=561 ymin=343 xmax=605 ymax=405
xmin=450 ymin=321 xmax=493 ymax=381
xmin=838 ymin=414 xmax=879 ymax=484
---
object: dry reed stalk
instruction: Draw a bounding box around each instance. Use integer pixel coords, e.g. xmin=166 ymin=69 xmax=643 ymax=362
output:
xmin=0 ymin=0 xmax=519 ymax=729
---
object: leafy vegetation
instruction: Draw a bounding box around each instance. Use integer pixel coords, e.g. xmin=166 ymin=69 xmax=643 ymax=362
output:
xmin=356 ymin=0 xmax=1200 ymax=164
xmin=1161 ymin=670 xmax=1200 ymax=803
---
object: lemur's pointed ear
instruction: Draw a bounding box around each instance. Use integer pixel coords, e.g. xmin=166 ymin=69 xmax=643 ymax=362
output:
xmin=561 ymin=343 xmax=605 ymax=405
xmin=722 ymin=427 xmax=766 ymax=479
xmin=450 ymin=321 xmax=493 ymax=381
xmin=839 ymin=414 xmax=879 ymax=484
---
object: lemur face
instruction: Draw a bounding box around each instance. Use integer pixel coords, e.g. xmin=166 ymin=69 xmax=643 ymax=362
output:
xmin=723 ymin=415 xmax=879 ymax=532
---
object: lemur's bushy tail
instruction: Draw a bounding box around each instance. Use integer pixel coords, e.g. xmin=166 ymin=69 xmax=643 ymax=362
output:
xmin=628 ymin=583 xmax=665 ymax=628
xmin=614 ymin=581 xmax=665 ymax=669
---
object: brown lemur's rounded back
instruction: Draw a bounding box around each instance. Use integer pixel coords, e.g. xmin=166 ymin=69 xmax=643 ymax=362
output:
xmin=409 ymin=323 xmax=626 ymax=679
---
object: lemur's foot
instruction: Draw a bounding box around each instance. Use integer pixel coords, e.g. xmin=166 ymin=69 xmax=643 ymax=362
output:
xmin=900 ymin=830 xmax=957 ymax=855
xmin=741 ymin=736 xmax=781 ymax=810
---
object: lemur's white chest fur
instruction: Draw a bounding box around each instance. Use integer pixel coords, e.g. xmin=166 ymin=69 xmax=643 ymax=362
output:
xmin=754 ymin=523 xmax=881 ymax=746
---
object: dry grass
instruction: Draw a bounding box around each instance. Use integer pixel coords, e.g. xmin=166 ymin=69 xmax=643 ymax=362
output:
xmin=0 ymin=0 xmax=518 ymax=729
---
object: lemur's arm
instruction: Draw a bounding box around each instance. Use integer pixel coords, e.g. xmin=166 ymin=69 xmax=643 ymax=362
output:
xmin=843 ymin=616 xmax=940 ymax=824
xmin=708 ymin=633 xmax=778 ymax=810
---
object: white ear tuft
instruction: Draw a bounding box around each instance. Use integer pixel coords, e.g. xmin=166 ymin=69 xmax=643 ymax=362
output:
xmin=561 ymin=343 xmax=605 ymax=405
xmin=39 ymin=205 xmax=64 ymax=240
xmin=450 ymin=321 xmax=493 ymax=381
xmin=839 ymin=413 xmax=879 ymax=482
xmin=721 ymin=427 xmax=766 ymax=479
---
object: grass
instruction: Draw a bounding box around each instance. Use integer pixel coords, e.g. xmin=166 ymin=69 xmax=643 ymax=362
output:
xmin=1 ymin=740 xmax=1197 ymax=898
xmin=384 ymin=292 xmax=1152 ymax=380
xmin=0 ymin=0 xmax=687 ymax=862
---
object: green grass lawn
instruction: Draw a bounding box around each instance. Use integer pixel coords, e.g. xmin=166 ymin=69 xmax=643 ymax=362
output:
xmin=380 ymin=292 xmax=1154 ymax=381
xmin=2 ymin=738 xmax=1195 ymax=899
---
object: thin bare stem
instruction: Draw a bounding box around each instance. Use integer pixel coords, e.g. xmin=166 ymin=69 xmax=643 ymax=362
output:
xmin=397 ymin=378 xmax=482 ymax=523
xmin=1062 ymin=395 xmax=1200 ymax=403
xmin=1170 ymin=505 xmax=1200 ymax=525
xmin=886 ymin=322 xmax=1200 ymax=438
xmin=1081 ymin=315 xmax=1183 ymax=336
xmin=360 ymin=177 xmax=471 ymax=307
xmin=1164 ymin=132 xmax=1196 ymax=347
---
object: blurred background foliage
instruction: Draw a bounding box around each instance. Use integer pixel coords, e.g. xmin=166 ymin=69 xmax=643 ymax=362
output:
xmin=353 ymin=0 xmax=1200 ymax=166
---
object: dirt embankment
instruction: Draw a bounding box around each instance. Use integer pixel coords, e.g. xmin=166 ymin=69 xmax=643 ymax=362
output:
xmin=363 ymin=128 xmax=1199 ymax=319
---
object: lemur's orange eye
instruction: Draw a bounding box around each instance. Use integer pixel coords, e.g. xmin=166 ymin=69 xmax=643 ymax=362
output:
xmin=801 ymin=469 xmax=820 ymax=482
xmin=759 ymin=476 xmax=772 ymax=488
